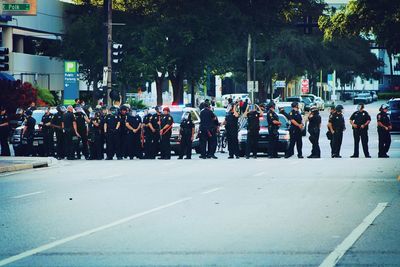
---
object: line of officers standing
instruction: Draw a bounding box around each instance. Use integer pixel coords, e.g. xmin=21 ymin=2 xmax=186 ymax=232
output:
xmin=220 ymin=101 xmax=393 ymax=159
xmin=33 ymin=104 xmax=177 ymax=160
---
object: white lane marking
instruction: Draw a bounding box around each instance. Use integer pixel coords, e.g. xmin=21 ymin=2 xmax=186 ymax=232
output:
xmin=201 ymin=187 xmax=221 ymax=195
xmin=11 ymin=191 xmax=44 ymax=199
xmin=0 ymin=197 xmax=192 ymax=266
xmin=319 ymin=202 xmax=388 ymax=267
xmin=253 ymin=172 xmax=266 ymax=177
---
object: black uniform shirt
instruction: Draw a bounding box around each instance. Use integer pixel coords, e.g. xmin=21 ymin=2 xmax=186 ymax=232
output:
xmin=350 ymin=111 xmax=371 ymax=129
xmin=0 ymin=114 xmax=9 ymax=134
xmin=247 ymin=111 xmax=260 ymax=132
xmin=161 ymin=114 xmax=173 ymax=129
xmin=329 ymin=112 xmax=345 ymax=132
xmin=143 ymin=114 xmax=152 ymax=134
xmin=377 ymin=111 xmax=391 ymax=128
xmin=105 ymin=114 xmax=119 ymax=131
xmin=180 ymin=119 xmax=194 ymax=135
xmin=200 ymin=108 xmax=215 ymax=131
xmin=119 ymin=114 xmax=127 ymax=134
xmin=225 ymin=113 xmax=238 ymax=133
xmin=288 ymin=109 xmax=302 ymax=131
xmin=89 ymin=118 xmax=101 ymax=135
xmin=52 ymin=112 xmax=63 ymax=128
xmin=63 ymin=112 xmax=76 ymax=130
xmin=126 ymin=115 xmax=141 ymax=133
xmin=308 ymin=113 xmax=321 ymax=129
xmin=41 ymin=113 xmax=53 ymax=132
xmin=75 ymin=112 xmax=87 ymax=133
xmin=24 ymin=116 xmax=36 ymax=137
xmin=150 ymin=113 xmax=161 ymax=131
xmin=267 ymin=110 xmax=280 ymax=130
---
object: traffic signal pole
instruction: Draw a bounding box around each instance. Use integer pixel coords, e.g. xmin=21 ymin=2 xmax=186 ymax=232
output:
xmin=103 ymin=0 xmax=112 ymax=106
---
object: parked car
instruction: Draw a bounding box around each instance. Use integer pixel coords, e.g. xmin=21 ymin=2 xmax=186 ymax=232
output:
xmin=238 ymin=114 xmax=290 ymax=156
xmin=353 ymin=93 xmax=373 ymax=104
xmin=314 ymin=97 xmax=325 ymax=110
xmin=284 ymin=96 xmax=305 ymax=112
xmin=370 ymin=91 xmax=378 ymax=102
xmin=167 ymin=106 xmax=201 ymax=154
xmin=388 ymin=98 xmax=400 ymax=133
xmin=10 ymin=109 xmax=57 ymax=156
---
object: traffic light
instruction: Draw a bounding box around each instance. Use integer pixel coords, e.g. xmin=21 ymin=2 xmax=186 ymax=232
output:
xmin=0 ymin=47 xmax=10 ymax=72
xmin=112 ymin=43 xmax=123 ymax=65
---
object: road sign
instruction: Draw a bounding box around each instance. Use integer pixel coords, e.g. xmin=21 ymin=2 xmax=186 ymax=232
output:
xmin=64 ymin=61 xmax=79 ymax=105
xmin=0 ymin=0 xmax=37 ymax=16
xmin=301 ymin=79 xmax=309 ymax=93
xmin=247 ymin=81 xmax=258 ymax=93
xmin=275 ymin=80 xmax=286 ymax=88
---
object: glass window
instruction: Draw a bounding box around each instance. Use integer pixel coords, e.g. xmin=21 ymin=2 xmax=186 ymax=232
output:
xmin=170 ymin=111 xmax=183 ymax=123
xmin=32 ymin=112 xmax=44 ymax=125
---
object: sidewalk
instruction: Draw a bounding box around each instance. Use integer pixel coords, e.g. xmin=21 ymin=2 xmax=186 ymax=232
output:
xmin=0 ymin=157 xmax=56 ymax=174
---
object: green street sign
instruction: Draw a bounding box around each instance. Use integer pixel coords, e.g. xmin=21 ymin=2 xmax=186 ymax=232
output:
xmin=65 ymin=61 xmax=77 ymax=73
xmin=3 ymin=4 xmax=31 ymax=11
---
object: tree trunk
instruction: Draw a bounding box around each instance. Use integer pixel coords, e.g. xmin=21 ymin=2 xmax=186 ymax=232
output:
xmin=155 ymin=72 xmax=165 ymax=106
xmin=190 ymin=79 xmax=195 ymax=107
xmin=388 ymin=52 xmax=393 ymax=89
xmin=92 ymin=79 xmax=99 ymax=106
xmin=170 ymin=71 xmax=184 ymax=105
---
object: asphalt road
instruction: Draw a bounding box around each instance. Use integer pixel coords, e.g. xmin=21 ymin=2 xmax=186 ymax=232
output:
xmin=0 ymin=100 xmax=399 ymax=267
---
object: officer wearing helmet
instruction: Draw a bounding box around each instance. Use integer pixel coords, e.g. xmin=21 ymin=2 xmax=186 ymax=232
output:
xmin=75 ymin=106 xmax=90 ymax=159
xmin=285 ymin=102 xmax=304 ymax=159
xmin=22 ymin=109 xmax=36 ymax=156
xmin=63 ymin=105 xmax=80 ymax=160
xmin=178 ymin=111 xmax=195 ymax=159
xmin=307 ymin=106 xmax=321 ymax=158
xmin=244 ymin=103 xmax=263 ymax=159
xmin=377 ymin=103 xmax=392 ymax=158
xmin=328 ymin=104 xmax=345 ymax=158
xmin=159 ymin=107 xmax=174 ymax=159
xmin=223 ymin=103 xmax=240 ymax=159
xmin=142 ymin=107 xmax=153 ymax=159
xmin=52 ymin=105 xmax=66 ymax=159
xmin=147 ymin=106 xmax=162 ymax=159
xmin=349 ymin=103 xmax=371 ymax=158
xmin=125 ymin=108 xmax=143 ymax=159
xmin=119 ymin=105 xmax=129 ymax=158
xmin=104 ymin=106 xmax=121 ymax=160
xmin=266 ymin=101 xmax=281 ymax=158
xmin=39 ymin=107 xmax=54 ymax=157
xmin=88 ymin=110 xmax=102 ymax=160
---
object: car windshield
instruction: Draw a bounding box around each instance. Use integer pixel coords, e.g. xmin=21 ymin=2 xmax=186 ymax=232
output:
xmin=242 ymin=115 xmax=288 ymax=129
xmin=302 ymin=97 xmax=312 ymax=104
xmin=389 ymin=100 xmax=400 ymax=110
xmin=213 ymin=109 xmax=226 ymax=117
xmin=170 ymin=111 xmax=184 ymax=124
xmin=286 ymin=97 xmax=299 ymax=102
xmin=32 ymin=112 xmax=44 ymax=125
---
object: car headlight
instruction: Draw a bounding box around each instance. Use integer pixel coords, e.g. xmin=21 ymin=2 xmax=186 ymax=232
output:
xmin=279 ymin=133 xmax=290 ymax=140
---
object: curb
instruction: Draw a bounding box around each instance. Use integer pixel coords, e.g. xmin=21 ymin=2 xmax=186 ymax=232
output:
xmin=0 ymin=163 xmax=34 ymax=174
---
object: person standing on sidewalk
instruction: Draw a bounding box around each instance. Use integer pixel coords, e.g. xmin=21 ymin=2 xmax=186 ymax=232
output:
xmin=307 ymin=106 xmax=321 ymax=158
xmin=0 ymin=106 xmax=11 ymax=156
xmin=285 ymin=102 xmax=304 ymax=159
xmin=328 ymin=105 xmax=345 ymax=158
xmin=349 ymin=103 xmax=371 ymax=158
xmin=40 ymin=107 xmax=54 ymax=157
xmin=377 ymin=104 xmax=392 ymax=158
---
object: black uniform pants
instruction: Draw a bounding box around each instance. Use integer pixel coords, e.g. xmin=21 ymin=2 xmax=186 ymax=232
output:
xmin=55 ymin=129 xmax=64 ymax=159
xmin=332 ymin=131 xmax=343 ymax=157
xmin=199 ymin=130 xmax=212 ymax=157
xmin=89 ymin=134 xmax=102 ymax=160
xmin=179 ymin=133 xmax=193 ymax=159
xmin=106 ymin=131 xmax=120 ymax=159
xmin=286 ymin=129 xmax=302 ymax=157
xmin=64 ymin=129 xmax=75 ymax=159
xmin=308 ymin=129 xmax=320 ymax=157
xmin=42 ymin=130 xmax=54 ymax=157
xmin=353 ymin=129 xmax=369 ymax=157
xmin=246 ymin=131 xmax=259 ymax=157
xmin=24 ymin=136 xmax=34 ymax=156
xmin=144 ymin=132 xmax=154 ymax=159
xmin=268 ymin=127 xmax=279 ymax=157
xmin=207 ymin=129 xmax=217 ymax=157
xmin=76 ymin=132 xmax=89 ymax=158
xmin=378 ymin=128 xmax=391 ymax=156
xmin=120 ymin=133 xmax=128 ymax=158
xmin=160 ymin=133 xmax=171 ymax=159
xmin=151 ymin=132 xmax=160 ymax=158
xmin=226 ymin=131 xmax=239 ymax=157
xmin=127 ymin=132 xmax=142 ymax=159
xmin=0 ymin=132 xmax=10 ymax=156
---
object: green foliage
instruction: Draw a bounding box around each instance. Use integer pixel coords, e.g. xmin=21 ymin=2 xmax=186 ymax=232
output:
xmin=127 ymin=98 xmax=147 ymax=109
xmin=377 ymin=92 xmax=400 ymax=100
xmin=36 ymin=87 xmax=56 ymax=106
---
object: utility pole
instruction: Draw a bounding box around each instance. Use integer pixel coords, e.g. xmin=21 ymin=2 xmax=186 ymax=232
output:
xmin=247 ymin=33 xmax=252 ymax=101
xmin=103 ymin=0 xmax=112 ymax=106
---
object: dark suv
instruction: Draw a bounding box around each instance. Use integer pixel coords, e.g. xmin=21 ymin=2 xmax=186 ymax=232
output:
xmin=388 ymin=98 xmax=400 ymax=132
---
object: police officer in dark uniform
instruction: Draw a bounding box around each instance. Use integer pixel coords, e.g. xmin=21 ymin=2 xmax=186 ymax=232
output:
xmin=285 ymin=102 xmax=304 ymax=159
xmin=159 ymin=107 xmax=174 ymax=159
xmin=0 ymin=106 xmax=11 ymax=156
xmin=244 ymin=104 xmax=263 ymax=159
xmin=266 ymin=102 xmax=281 ymax=158
xmin=223 ymin=104 xmax=240 ymax=159
xmin=125 ymin=108 xmax=143 ymax=159
xmin=22 ymin=110 xmax=36 ymax=156
xmin=74 ymin=106 xmax=90 ymax=159
xmin=142 ymin=108 xmax=153 ymax=159
xmin=328 ymin=104 xmax=345 ymax=158
xmin=51 ymin=105 xmax=66 ymax=160
xmin=40 ymin=107 xmax=54 ymax=157
xmin=307 ymin=106 xmax=321 ymax=158
xmin=349 ymin=103 xmax=371 ymax=158
xmin=178 ymin=111 xmax=195 ymax=159
xmin=99 ymin=106 xmax=108 ymax=159
xmin=119 ymin=105 xmax=129 ymax=158
xmin=207 ymin=110 xmax=219 ymax=159
xmin=63 ymin=106 xmax=80 ymax=160
xmin=88 ymin=110 xmax=103 ymax=160
xmin=377 ymin=104 xmax=392 ymax=158
xmin=104 ymin=106 xmax=121 ymax=160
xmin=148 ymin=106 xmax=162 ymax=159
xmin=199 ymin=102 xmax=216 ymax=159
